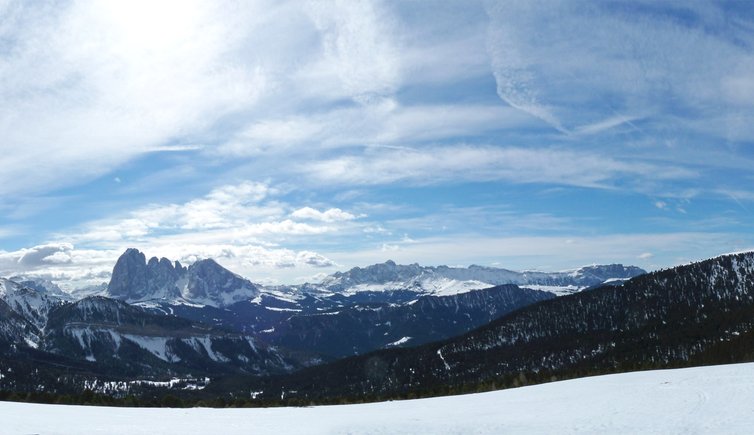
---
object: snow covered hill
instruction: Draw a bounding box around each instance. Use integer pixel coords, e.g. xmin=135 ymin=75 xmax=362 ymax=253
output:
xmin=2 ymin=362 xmax=753 ymax=434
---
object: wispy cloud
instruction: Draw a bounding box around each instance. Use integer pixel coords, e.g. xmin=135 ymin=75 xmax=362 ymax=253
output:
xmin=0 ymin=0 xmax=267 ymax=196
xmin=302 ymin=145 xmax=695 ymax=190
xmin=326 ymin=231 xmax=749 ymax=273
xmin=2 ymin=1 xmax=753 ymax=287
xmin=483 ymin=0 xmax=754 ymax=140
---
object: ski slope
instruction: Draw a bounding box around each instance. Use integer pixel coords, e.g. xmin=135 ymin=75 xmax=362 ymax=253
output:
xmin=3 ymin=363 xmax=754 ymax=434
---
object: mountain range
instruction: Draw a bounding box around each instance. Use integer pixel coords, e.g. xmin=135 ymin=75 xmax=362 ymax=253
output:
xmin=0 ymin=247 xmax=662 ymax=401
xmin=100 ymin=249 xmax=644 ymax=308
xmin=233 ymin=251 xmax=754 ymax=403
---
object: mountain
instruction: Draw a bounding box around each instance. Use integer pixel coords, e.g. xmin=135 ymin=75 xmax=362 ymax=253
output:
xmin=42 ymin=296 xmax=294 ymax=377
xmin=233 ymin=251 xmax=754 ymax=402
xmin=69 ymin=282 xmax=108 ymax=300
xmin=184 ymin=258 xmax=260 ymax=306
xmin=0 ymin=277 xmax=67 ymax=331
xmin=103 ymin=249 xmax=644 ymax=309
xmin=0 ymin=296 xmax=40 ymax=349
xmin=98 ymin=249 xmax=645 ymax=361
xmin=8 ymin=276 xmax=74 ymax=301
xmin=106 ymin=249 xmax=259 ymax=307
xmin=264 ymin=285 xmax=554 ymax=358
xmin=312 ymin=260 xmax=646 ymax=297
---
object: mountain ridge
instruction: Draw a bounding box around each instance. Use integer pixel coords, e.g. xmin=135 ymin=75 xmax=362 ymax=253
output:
xmin=100 ymin=249 xmax=646 ymax=307
xmin=229 ymin=250 xmax=754 ymax=402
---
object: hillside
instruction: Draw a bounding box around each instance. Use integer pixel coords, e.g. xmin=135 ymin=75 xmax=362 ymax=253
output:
xmin=233 ymin=252 xmax=754 ymax=401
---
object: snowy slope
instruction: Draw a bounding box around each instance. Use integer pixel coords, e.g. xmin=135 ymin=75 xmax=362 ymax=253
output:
xmin=3 ymin=362 xmax=754 ymax=434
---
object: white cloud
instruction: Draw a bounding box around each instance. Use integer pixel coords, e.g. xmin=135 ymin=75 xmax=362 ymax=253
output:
xmin=303 ymin=0 xmax=399 ymax=104
xmin=484 ymin=0 xmax=754 ymax=138
xmin=0 ymin=0 xmax=411 ymax=198
xmin=2 ymin=180 xmax=362 ymax=286
xmin=328 ymin=232 xmax=746 ymax=273
xmin=291 ymin=207 xmax=359 ymax=222
xmin=216 ymin=101 xmax=531 ymax=159
xmin=296 ymin=250 xmax=337 ymax=268
xmin=12 ymin=243 xmax=74 ymax=267
xmin=0 ymin=245 xmax=120 ymax=288
xmin=0 ymin=0 xmax=266 ymax=197
xmin=62 ymin=181 xmax=356 ymax=250
xmin=302 ymin=145 xmax=695 ymax=190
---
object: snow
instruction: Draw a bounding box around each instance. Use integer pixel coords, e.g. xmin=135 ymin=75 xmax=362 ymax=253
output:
xmin=6 ymin=362 xmax=754 ymax=434
xmin=190 ymin=336 xmax=230 ymax=362
xmin=418 ymin=277 xmax=492 ymax=296
xmin=122 ymin=334 xmax=177 ymax=362
xmin=264 ymin=306 xmax=302 ymax=312
xmin=385 ymin=336 xmax=411 ymax=347
xmin=522 ymin=284 xmax=583 ymax=296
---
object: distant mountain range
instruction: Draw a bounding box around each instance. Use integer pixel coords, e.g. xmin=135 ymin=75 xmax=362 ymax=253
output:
xmin=100 ymin=249 xmax=645 ymax=308
xmin=0 ymin=247 xmax=648 ymax=399
xmin=314 ymin=260 xmax=644 ymax=296
xmin=4 ymin=248 xmax=754 ymax=407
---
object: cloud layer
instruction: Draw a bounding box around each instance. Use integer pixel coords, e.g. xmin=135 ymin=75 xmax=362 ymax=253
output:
xmin=2 ymin=1 xmax=753 ymax=287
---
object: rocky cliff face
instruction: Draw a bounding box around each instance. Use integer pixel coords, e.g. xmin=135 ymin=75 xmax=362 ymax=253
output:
xmin=184 ymin=259 xmax=259 ymax=306
xmin=107 ymin=248 xmax=183 ymax=301
xmin=106 ymin=249 xmax=257 ymax=307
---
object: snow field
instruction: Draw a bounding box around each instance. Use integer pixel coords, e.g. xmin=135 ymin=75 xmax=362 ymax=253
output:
xmin=3 ymin=362 xmax=754 ymax=434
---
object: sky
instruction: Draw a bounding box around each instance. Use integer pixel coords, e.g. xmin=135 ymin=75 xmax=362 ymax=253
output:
xmin=1 ymin=0 xmax=753 ymax=288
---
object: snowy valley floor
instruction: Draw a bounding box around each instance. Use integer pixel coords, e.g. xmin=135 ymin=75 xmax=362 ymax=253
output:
xmin=3 ymin=362 xmax=754 ymax=434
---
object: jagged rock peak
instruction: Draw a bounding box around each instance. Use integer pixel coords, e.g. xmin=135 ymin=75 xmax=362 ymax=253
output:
xmin=106 ymin=248 xmax=182 ymax=302
xmin=106 ymin=249 xmax=260 ymax=307
xmin=184 ymin=258 xmax=259 ymax=306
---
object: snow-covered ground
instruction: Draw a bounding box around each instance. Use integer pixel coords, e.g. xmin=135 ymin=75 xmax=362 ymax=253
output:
xmin=3 ymin=363 xmax=754 ymax=434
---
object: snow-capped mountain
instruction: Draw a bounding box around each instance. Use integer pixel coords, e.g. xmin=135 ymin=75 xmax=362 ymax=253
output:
xmin=106 ymin=249 xmax=259 ymax=307
xmin=0 ymin=277 xmax=67 ymax=331
xmin=312 ymin=260 xmax=646 ymax=296
xmin=100 ymin=249 xmax=645 ymax=309
xmin=8 ymin=276 xmax=74 ymax=301
xmin=0 ymin=296 xmax=40 ymax=348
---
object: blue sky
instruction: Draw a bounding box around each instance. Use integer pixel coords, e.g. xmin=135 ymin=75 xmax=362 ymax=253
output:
xmin=1 ymin=0 xmax=753 ymax=287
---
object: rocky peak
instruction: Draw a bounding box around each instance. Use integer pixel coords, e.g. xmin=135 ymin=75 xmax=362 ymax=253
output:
xmin=106 ymin=249 xmax=183 ymax=302
xmin=105 ymin=249 xmax=261 ymax=307
xmin=184 ymin=259 xmax=259 ymax=306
